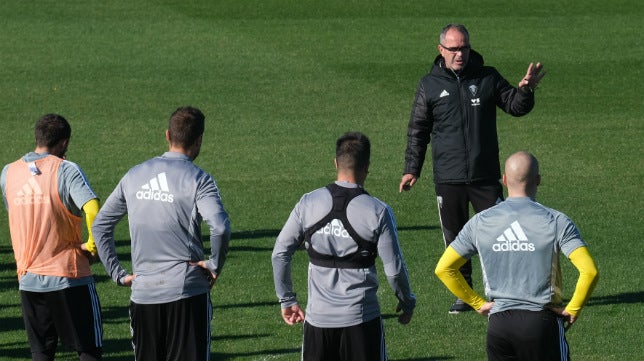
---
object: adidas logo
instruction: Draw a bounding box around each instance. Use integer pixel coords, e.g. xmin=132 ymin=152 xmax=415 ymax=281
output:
xmin=470 ymin=98 xmax=481 ymax=106
xmin=13 ymin=177 xmax=48 ymax=205
xmin=492 ymin=221 xmax=535 ymax=252
xmin=315 ymin=219 xmax=350 ymax=238
xmin=136 ymin=172 xmax=174 ymax=203
xmin=439 ymin=90 xmax=450 ymax=98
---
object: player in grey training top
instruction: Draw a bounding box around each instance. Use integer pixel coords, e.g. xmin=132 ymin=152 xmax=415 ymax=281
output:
xmin=272 ymin=132 xmax=415 ymax=361
xmin=92 ymin=106 xmax=230 ymax=361
xmin=435 ymin=151 xmax=598 ymax=361
xmin=450 ymin=193 xmax=587 ymax=313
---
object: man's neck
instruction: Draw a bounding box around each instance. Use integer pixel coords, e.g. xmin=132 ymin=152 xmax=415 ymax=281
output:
xmin=507 ymin=190 xmax=537 ymax=199
xmin=33 ymin=146 xmax=61 ymax=158
xmin=168 ymin=146 xmax=196 ymax=160
xmin=336 ymin=177 xmax=358 ymax=185
xmin=336 ymin=171 xmax=365 ymax=186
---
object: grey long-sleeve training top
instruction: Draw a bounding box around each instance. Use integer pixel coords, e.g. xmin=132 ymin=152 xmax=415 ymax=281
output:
xmin=272 ymin=181 xmax=416 ymax=328
xmin=92 ymin=152 xmax=230 ymax=304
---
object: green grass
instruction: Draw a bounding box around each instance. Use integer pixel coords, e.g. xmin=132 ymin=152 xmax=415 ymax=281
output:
xmin=0 ymin=0 xmax=642 ymax=360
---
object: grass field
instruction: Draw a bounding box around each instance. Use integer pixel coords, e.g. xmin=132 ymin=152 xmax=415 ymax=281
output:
xmin=0 ymin=1 xmax=642 ymax=360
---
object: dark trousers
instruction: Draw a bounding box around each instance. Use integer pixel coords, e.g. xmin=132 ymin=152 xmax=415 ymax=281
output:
xmin=487 ymin=310 xmax=570 ymax=361
xmin=435 ymin=181 xmax=503 ymax=285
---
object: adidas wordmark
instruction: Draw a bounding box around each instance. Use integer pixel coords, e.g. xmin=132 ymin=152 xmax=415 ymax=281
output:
xmin=13 ymin=177 xmax=48 ymax=205
xmin=493 ymin=221 xmax=535 ymax=252
xmin=136 ymin=172 xmax=174 ymax=203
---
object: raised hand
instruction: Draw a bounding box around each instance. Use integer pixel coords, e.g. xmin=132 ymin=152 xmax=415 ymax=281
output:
xmin=518 ymin=62 xmax=546 ymax=91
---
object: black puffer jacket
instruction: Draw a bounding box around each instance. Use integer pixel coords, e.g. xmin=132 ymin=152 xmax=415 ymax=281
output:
xmin=404 ymin=50 xmax=535 ymax=184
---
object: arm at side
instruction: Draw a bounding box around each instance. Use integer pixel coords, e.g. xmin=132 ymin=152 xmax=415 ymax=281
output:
xmin=435 ymin=246 xmax=487 ymax=310
xmin=565 ymin=246 xmax=599 ymax=317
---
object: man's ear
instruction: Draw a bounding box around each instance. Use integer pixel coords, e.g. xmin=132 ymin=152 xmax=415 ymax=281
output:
xmin=502 ymin=174 xmax=508 ymax=186
xmin=165 ymin=129 xmax=171 ymax=143
xmin=54 ymin=138 xmax=70 ymax=158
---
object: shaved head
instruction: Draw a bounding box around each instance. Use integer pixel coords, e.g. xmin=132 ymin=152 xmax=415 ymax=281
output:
xmin=503 ymin=151 xmax=540 ymax=197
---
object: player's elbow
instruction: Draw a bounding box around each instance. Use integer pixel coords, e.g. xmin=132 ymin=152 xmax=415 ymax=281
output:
xmin=581 ymin=259 xmax=599 ymax=281
xmin=434 ymin=265 xmax=449 ymax=281
xmin=587 ymin=266 xmax=599 ymax=284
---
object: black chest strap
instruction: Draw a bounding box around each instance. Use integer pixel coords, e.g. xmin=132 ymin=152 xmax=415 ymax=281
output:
xmin=304 ymin=183 xmax=377 ymax=269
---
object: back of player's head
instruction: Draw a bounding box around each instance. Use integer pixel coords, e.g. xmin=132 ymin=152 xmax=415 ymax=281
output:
xmin=35 ymin=114 xmax=71 ymax=148
xmin=168 ymin=106 xmax=205 ymax=149
xmin=504 ymin=151 xmax=540 ymax=189
xmin=335 ymin=132 xmax=370 ymax=172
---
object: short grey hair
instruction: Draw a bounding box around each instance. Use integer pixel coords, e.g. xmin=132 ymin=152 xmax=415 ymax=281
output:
xmin=439 ymin=24 xmax=470 ymax=44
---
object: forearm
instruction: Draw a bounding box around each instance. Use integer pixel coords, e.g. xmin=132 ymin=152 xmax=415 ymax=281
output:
xmin=198 ymin=184 xmax=231 ymax=274
xmin=82 ymin=198 xmax=100 ymax=253
xmin=565 ymin=246 xmax=599 ymax=317
xmin=96 ymin=232 xmax=129 ymax=285
xmin=207 ymin=216 xmax=231 ymax=275
xmin=404 ymin=84 xmax=431 ymax=175
xmin=92 ymin=193 xmax=130 ymax=285
xmin=435 ymin=247 xmax=487 ymax=310
xmin=272 ymin=253 xmax=298 ymax=307
xmin=381 ymin=245 xmax=416 ymax=312
xmin=272 ymin=207 xmax=305 ymax=307
xmin=498 ymin=76 xmax=535 ymax=116
xmin=386 ymin=272 xmax=416 ymax=313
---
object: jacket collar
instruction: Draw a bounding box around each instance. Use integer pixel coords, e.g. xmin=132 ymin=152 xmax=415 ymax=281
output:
xmin=432 ymin=49 xmax=485 ymax=79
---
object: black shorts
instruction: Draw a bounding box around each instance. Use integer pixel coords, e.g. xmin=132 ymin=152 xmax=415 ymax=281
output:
xmin=487 ymin=309 xmax=569 ymax=361
xmin=129 ymin=293 xmax=212 ymax=361
xmin=20 ymin=283 xmax=103 ymax=358
xmin=302 ymin=317 xmax=386 ymax=361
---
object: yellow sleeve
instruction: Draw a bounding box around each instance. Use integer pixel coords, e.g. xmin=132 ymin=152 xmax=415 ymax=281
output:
xmin=565 ymin=246 xmax=599 ymax=317
xmin=82 ymin=198 xmax=100 ymax=254
xmin=435 ymin=246 xmax=487 ymax=310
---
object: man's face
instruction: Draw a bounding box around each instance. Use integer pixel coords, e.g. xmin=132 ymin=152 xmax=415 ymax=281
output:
xmin=438 ymin=28 xmax=470 ymax=72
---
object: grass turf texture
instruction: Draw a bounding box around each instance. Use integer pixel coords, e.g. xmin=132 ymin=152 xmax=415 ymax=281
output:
xmin=0 ymin=0 xmax=642 ymax=360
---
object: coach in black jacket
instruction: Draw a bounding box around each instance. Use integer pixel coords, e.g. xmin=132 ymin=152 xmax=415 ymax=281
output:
xmin=399 ymin=24 xmax=545 ymax=314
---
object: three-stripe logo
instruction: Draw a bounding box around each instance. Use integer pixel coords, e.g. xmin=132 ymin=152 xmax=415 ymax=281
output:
xmin=493 ymin=221 xmax=535 ymax=252
xmin=135 ymin=172 xmax=174 ymax=203
xmin=13 ymin=177 xmax=48 ymax=205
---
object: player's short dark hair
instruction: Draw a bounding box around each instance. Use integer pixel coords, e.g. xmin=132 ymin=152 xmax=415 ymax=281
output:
xmin=35 ymin=114 xmax=71 ymax=148
xmin=336 ymin=132 xmax=370 ymax=172
xmin=168 ymin=106 xmax=205 ymax=149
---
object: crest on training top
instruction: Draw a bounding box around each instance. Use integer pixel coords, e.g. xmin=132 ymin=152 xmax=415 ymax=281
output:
xmin=468 ymin=85 xmax=478 ymax=97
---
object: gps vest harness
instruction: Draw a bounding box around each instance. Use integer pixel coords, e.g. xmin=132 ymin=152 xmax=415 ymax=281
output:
xmin=304 ymin=183 xmax=377 ymax=269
